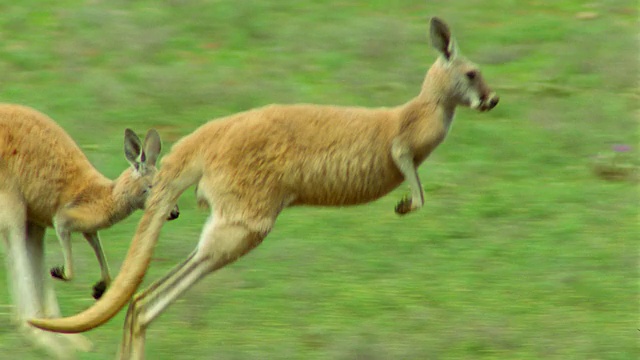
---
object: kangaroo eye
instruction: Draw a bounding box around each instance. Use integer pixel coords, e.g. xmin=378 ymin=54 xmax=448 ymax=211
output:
xmin=466 ymin=70 xmax=477 ymax=81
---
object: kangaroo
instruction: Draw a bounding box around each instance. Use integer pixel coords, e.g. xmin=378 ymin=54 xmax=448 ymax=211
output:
xmin=29 ymin=17 xmax=499 ymax=360
xmin=0 ymin=104 xmax=178 ymax=358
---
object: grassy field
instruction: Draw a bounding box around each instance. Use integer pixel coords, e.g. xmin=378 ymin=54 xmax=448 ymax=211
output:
xmin=0 ymin=0 xmax=638 ymax=359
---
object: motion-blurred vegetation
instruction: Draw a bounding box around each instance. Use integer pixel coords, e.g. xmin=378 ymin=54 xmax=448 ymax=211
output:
xmin=0 ymin=1 xmax=637 ymax=359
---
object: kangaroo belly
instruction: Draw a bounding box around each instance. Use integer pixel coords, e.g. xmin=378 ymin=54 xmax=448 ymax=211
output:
xmin=22 ymin=182 xmax=60 ymax=227
xmin=288 ymin=154 xmax=404 ymax=207
xmin=4 ymin=157 xmax=66 ymax=227
xmin=292 ymin=177 xmax=403 ymax=206
xmin=0 ymin=156 xmax=57 ymax=227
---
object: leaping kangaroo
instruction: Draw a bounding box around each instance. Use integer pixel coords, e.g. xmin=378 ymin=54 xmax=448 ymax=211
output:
xmin=0 ymin=104 xmax=178 ymax=358
xmin=30 ymin=17 xmax=499 ymax=360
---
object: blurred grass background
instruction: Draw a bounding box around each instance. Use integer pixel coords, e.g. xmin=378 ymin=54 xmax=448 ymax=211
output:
xmin=0 ymin=0 xmax=638 ymax=359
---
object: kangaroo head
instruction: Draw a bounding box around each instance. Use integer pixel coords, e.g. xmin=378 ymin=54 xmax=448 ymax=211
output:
xmin=426 ymin=17 xmax=499 ymax=112
xmin=122 ymin=129 xmax=180 ymax=220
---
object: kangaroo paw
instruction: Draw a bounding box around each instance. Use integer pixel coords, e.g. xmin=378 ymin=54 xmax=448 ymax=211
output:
xmin=50 ymin=266 xmax=68 ymax=281
xmin=395 ymin=196 xmax=413 ymax=215
xmin=92 ymin=280 xmax=107 ymax=300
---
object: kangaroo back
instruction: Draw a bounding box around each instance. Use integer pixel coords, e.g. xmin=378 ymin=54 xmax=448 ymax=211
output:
xmin=0 ymin=104 xmax=104 ymax=225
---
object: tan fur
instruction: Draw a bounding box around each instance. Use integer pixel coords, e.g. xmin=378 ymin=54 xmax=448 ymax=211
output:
xmin=29 ymin=17 xmax=499 ymax=360
xmin=0 ymin=104 xmax=175 ymax=358
xmin=1 ymin=106 xmax=146 ymax=229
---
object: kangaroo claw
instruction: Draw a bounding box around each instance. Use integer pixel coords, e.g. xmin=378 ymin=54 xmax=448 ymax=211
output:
xmin=395 ymin=196 xmax=413 ymax=215
xmin=50 ymin=266 xmax=68 ymax=281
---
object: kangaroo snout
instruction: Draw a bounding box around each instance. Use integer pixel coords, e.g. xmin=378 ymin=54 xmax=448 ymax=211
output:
xmin=167 ymin=205 xmax=180 ymax=221
xmin=479 ymin=93 xmax=499 ymax=112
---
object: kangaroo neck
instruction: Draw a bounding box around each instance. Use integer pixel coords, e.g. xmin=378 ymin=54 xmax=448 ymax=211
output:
xmin=84 ymin=173 xmax=137 ymax=230
xmin=106 ymin=175 xmax=139 ymax=226
xmin=395 ymin=90 xmax=457 ymax=165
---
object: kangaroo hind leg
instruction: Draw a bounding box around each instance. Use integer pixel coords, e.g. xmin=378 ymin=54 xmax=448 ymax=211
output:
xmin=119 ymin=214 xmax=271 ymax=360
xmin=26 ymin=222 xmax=93 ymax=353
xmin=0 ymin=186 xmax=82 ymax=358
xmin=0 ymin=188 xmax=40 ymax=326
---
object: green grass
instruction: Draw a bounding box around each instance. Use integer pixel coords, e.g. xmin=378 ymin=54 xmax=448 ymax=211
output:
xmin=0 ymin=0 xmax=638 ymax=359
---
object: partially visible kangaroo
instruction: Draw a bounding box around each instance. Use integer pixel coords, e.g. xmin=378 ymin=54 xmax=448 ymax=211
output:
xmin=0 ymin=104 xmax=178 ymax=358
xmin=30 ymin=17 xmax=499 ymax=360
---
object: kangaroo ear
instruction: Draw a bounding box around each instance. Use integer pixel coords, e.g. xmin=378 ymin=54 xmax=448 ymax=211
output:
xmin=430 ymin=17 xmax=457 ymax=61
xmin=124 ymin=128 xmax=142 ymax=169
xmin=141 ymin=129 xmax=162 ymax=167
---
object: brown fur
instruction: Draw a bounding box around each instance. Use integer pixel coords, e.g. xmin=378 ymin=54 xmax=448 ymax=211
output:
xmin=29 ymin=17 xmax=499 ymax=360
